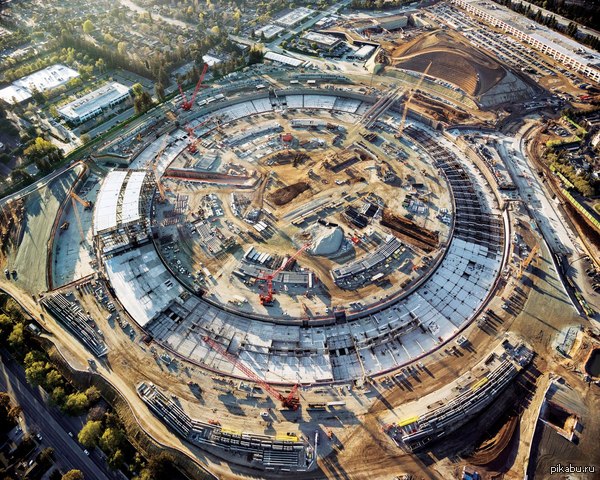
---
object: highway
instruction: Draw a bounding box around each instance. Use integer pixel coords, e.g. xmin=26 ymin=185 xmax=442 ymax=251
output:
xmin=0 ymin=349 xmax=113 ymax=480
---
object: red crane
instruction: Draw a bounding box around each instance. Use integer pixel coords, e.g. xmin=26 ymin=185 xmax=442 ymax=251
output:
xmin=185 ymin=125 xmax=198 ymax=154
xmin=178 ymin=63 xmax=208 ymax=111
xmin=202 ymin=335 xmax=300 ymax=410
xmin=258 ymin=243 xmax=312 ymax=306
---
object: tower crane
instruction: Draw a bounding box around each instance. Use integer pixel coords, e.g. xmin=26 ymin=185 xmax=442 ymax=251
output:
xmin=69 ymin=192 xmax=91 ymax=243
xmin=185 ymin=125 xmax=199 ymax=154
xmin=178 ymin=63 xmax=208 ymax=112
xmin=202 ymin=335 xmax=300 ymax=410
xmin=258 ymin=243 xmax=312 ymax=306
xmin=397 ymin=61 xmax=432 ymax=139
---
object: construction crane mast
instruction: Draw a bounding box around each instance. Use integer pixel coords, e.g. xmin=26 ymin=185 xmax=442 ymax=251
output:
xmin=178 ymin=63 xmax=208 ymax=112
xmin=202 ymin=335 xmax=300 ymax=410
xmin=258 ymin=243 xmax=312 ymax=306
xmin=397 ymin=61 xmax=432 ymax=138
xmin=185 ymin=125 xmax=199 ymax=154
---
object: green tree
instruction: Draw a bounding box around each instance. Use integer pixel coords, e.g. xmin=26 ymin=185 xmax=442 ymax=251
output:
xmin=247 ymin=45 xmax=264 ymax=66
xmin=133 ymin=91 xmax=153 ymax=114
xmin=80 ymin=133 xmax=91 ymax=144
xmin=82 ymin=20 xmax=94 ymax=34
xmin=51 ymin=386 xmax=66 ymax=406
xmin=131 ymin=83 xmax=144 ymax=97
xmin=64 ymin=392 xmax=89 ymax=415
xmin=23 ymin=137 xmax=61 ymax=164
xmin=62 ymin=470 xmax=85 ymax=480
xmin=24 ymin=350 xmax=46 ymax=367
xmin=108 ymin=449 xmax=124 ymax=470
xmin=8 ymin=323 xmax=24 ymax=350
xmin=78 ymin=420 xmax=102 ymax=448
xmin=30 ymin=86 xmax=46 ymax=104
xmin=25 ymin=361 xmax=48 ymax=386
xmin=0 ymin=314 xmax=12 ymax=340
xmin=85 ymin=386 xmax=101 ymax=404
xmin=45 ymin=369 xmax=63 ymax=389
xmin=100 ymin=427 xmax=123 ymax=454
xmin=95 ymin=58 xmax=106 ymax=73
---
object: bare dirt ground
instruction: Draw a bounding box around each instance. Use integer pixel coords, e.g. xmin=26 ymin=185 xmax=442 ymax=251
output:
xmin=387 ymin=30 xmax=506 ymax=96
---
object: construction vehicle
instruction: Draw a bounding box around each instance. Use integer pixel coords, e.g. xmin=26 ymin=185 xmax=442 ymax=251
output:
xmin=178 ymin=63 xmax=208 ymax=112
xmin=517 ymin=244 xmax=539 ymax=279
xmin=397 ymin=62 xmax=432 ymax=139
xmin=258 ymin=243 xmax=312 ymax=306
xmin=202 ymin=335 xmax=301 ymax=410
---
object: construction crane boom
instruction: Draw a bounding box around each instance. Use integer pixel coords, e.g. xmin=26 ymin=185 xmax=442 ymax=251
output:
xmin=179 ymin=63 xmax=209 ymax=111
xmin=71 ymin=196 xmax=85 ymax=243
xmin=202 ymin=335 xmax=300 ymax=410
xmin=70 ymin=192 xmax=92 ymax=209
xmin=258 ymin=243 xmax=311 ymax=305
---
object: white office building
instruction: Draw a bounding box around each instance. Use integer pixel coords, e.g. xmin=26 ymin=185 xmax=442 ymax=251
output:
xmin=453 ymin=0 xmax=600 ymax=82
xmin=59 ymin=82 xmax=131 ymax=124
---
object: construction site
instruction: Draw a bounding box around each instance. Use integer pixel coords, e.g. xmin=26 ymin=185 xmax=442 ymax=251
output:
xmin=1 ymin=1 xmax=600 ymax=479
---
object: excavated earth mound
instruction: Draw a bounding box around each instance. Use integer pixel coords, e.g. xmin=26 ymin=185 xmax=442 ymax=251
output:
xmin=270 ymin=182 xmax=310 ymax=206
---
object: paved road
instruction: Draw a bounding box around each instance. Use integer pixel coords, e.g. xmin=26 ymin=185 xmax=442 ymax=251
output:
xmin=0 ymin=350 xmax=112 ymax=480
xmin=0 ymin=162 xmax=79 ymax=209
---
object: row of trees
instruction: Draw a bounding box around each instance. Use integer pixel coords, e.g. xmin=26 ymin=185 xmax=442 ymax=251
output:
xmin=0 ymin=294 xmax=189 ymax=480
xmin=545 ymin=146 xmax=597 ymax=198
xmin=351 ymin=0 xmax=414 ymax=10
xmin=0 ymin=299 xmax=100 ymax=417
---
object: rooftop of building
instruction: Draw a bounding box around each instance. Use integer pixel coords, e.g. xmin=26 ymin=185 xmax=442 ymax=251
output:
xmin=458 ymin=0 xmax=600 ymax=68
xmin=58 ymin=82 xmax=130 ymax=120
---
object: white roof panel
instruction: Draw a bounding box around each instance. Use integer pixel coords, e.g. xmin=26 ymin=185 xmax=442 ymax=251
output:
xmin=121 ymin=171 xmax=147 ymax=224
xmin=94 ymin=171 xmax=128 ymax=233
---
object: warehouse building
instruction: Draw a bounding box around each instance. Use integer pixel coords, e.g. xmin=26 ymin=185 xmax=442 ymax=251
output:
xmin=302 ymin=31 xmax=341 ymax=49
xmin=0 ymin=63 xmax=79 ymax=104
xmin=275 ymin=7 xmax=314 ymax=27
xmin=58 ymin=82 xmax=130 ymax=125
xmin=255 ymin=24 xmax=284 ymax=41
xmin=453 ymin=0 xmax=600 ymax=82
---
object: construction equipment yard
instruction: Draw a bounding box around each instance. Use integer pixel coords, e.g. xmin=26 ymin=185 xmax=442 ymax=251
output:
xmin=1 ymin=1 xmax=600 ymax=478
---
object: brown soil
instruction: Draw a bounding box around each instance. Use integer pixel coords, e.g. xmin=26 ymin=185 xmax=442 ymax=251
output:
xmin=468 ymin=415 xmax=520 ymax=466
xmin=389 ymin=30 xmax=506 ymax=96
xmin=381 ymin=208 xmax=439 ymax=252
xmin=269 ymin=182 xmax=311 ymax=206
